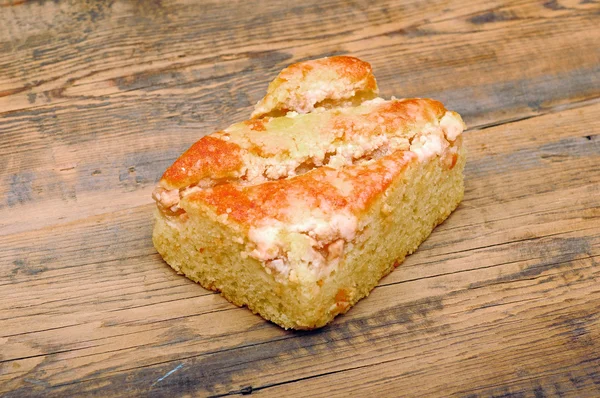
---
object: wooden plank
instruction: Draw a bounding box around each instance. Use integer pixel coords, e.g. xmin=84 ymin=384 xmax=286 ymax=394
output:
xmin=1 ymin=0 xmax=599 ymax=237
xmin=1 ymin=97 xmax=598 ymax=396
xmin=1 ymin=0 xmax=600 ymax=396
xmin=0 ymin=0 xmax=597 ymax=119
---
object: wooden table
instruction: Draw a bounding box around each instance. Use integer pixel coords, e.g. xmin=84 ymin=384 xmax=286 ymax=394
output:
xmin=1 ymin=1 xmax=599 ymax=396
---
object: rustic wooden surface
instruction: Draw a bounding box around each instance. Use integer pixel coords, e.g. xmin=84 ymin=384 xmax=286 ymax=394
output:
xmin=1 ymin=0 xmax=599 ymax=396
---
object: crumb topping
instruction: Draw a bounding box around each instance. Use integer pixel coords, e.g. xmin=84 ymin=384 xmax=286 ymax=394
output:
xmin=152 ymin=56 xmax=466 ymax=281
xmin=181 ymin=150 xmax=417 ymax=281
xmin=251 ymin=56 xmax=379 ymax=119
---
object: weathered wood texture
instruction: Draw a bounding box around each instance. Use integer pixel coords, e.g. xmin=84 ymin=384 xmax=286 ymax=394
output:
xmin=1 ymin=0 xmax=599 ymax=397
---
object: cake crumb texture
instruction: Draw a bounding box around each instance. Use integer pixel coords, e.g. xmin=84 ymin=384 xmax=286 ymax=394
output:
xmin=152 ymin=55 xmax=466 ymax=329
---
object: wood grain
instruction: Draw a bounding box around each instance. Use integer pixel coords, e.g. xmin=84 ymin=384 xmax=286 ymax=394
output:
xmin=2 ymin=0 xmax=599 ymax=236
xmin=1 ymin=0 xmax=599 ymax=397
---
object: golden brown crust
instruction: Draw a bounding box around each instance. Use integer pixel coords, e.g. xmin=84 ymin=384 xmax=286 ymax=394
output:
xmin=158 ymin=98 xmax=450 ymax=192
xmin=159 ymin=136 xmax=244 ymax=190
xmin=251 ymin=56 xmax=379 ymax=119
xmin=183 ymin=150 xmax=417 ymax=228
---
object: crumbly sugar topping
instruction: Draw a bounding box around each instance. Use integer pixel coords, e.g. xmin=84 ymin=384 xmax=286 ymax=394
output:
xmin=153 ymin=57 xmax=465 ymax=283
xmin=153 ymin=107 xmax=464 ymax=282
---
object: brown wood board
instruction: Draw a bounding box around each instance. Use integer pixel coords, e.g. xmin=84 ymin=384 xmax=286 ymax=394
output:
xmin=1 ymin=0 xmax=599 ymax=396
